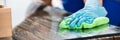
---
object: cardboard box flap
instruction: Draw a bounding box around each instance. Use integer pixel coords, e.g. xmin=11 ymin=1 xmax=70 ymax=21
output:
xmin=0 ymin=8 xmax=12 ymax=37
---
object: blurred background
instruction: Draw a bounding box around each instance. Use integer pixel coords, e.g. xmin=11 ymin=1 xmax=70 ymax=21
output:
xmin=4 ymin=0 xmax=120 ymax=28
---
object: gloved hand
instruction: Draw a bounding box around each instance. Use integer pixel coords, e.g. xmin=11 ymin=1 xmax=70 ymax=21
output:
xmin=59 ymin=0 xmax=109 ymax=29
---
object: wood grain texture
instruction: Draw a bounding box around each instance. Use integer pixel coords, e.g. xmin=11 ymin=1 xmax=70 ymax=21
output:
xmin=12 ymin=5 xmax=68 ymax=40
xmin=12 ymin=6 xmax=120 ymax=40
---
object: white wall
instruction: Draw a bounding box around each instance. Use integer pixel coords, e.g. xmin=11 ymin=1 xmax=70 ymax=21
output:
xmin=6 ymin=0 xmax=34 ymax=28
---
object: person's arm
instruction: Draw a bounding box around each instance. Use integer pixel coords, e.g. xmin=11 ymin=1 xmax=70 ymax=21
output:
xmin=84 ymin=0 xmax=103 ymax=5
xmin=43 ymin=0 xmax=52 ymax=6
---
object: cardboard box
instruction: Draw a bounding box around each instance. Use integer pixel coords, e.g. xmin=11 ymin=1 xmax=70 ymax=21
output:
xmin=0 ymin=7 xmax=12 ymax=38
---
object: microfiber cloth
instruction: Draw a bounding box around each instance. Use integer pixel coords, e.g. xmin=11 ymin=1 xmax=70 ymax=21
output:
xmin=59 ymin=17 xmax=109 ymax=29
xmin=59 ymin=24 xmax=109 ymax=34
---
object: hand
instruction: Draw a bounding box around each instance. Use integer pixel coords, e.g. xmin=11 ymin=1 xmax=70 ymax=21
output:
xmin=64 ymin=0 xmax=107 ymax=28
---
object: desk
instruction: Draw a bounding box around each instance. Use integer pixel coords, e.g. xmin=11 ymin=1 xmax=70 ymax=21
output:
xmin=13 ymin=6 xmax=120 ymax=40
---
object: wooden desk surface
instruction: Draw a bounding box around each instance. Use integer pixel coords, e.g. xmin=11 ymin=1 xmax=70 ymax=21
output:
xmin=12 ymin=6 xmax=120 ymax=40
xmin=12 ymin=6 xmax=67 ymax=40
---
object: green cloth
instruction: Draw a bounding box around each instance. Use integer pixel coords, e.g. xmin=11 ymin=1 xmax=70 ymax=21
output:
xmin=59 ymin=17 xmax=109 ymax=29
xmin=59 ymin=24 xmax=109 ymax=34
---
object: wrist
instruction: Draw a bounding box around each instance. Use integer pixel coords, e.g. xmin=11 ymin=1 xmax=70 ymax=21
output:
xmin=84 ymin=0 xmax=103 ymax=6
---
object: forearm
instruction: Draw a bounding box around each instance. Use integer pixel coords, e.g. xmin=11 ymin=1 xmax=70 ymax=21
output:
xmin=84 ymin=0 xmax=103 ymax=5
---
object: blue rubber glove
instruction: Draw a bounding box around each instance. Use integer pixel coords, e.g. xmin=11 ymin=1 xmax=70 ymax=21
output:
xmin=64 ymin=0 xmax=107 ymax=28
